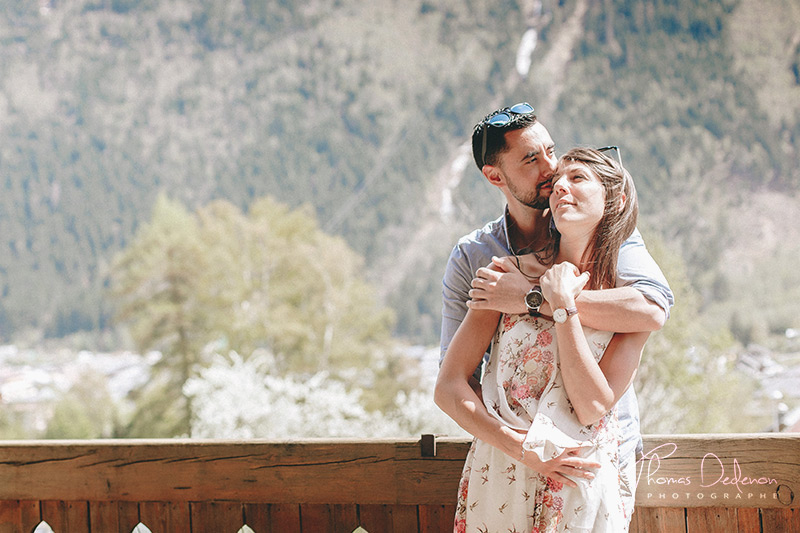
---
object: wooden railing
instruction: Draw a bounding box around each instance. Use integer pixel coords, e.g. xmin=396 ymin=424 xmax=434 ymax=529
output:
xmin=0 ymin=434 xmax=796 ymax=532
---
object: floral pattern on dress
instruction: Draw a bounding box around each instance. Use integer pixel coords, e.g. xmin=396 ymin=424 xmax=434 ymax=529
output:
xmin=453 ymin=314 xmax=628 ymax=533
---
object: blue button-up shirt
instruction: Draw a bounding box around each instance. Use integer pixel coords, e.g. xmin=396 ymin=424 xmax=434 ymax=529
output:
xmin=440 ymin=209 xmax=674 ymax=460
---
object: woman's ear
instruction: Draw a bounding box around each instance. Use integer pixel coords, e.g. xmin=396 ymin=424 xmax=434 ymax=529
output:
xmin=618 ymin=192 xmax=627 ymax=212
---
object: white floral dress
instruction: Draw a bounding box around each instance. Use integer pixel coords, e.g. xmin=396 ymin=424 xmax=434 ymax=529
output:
xmin=453 ymin=314 xmax=629 ymax=533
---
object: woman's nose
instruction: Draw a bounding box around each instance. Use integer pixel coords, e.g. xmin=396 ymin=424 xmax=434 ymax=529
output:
xmin=552 ymin=176 xmax=567 ymax=194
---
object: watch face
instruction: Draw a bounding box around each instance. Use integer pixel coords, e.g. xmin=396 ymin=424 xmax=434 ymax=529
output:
xmin=553 ymin=307 xmax=577 ymax=323
xmin=525 ymin=289 xmax=544 ymax=310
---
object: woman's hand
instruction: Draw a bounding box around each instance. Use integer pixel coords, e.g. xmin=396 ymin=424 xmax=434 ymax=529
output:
xmin=540 ymin=262 xmax=590 ymax=309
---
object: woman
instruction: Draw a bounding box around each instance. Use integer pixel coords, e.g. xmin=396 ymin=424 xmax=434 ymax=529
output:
xmin=435 ymin=147 xmax=642 ymax=532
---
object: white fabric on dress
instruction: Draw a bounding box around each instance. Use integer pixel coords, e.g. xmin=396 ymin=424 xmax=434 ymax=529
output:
xmin=454 ymin=313 xmax=630 ymax=532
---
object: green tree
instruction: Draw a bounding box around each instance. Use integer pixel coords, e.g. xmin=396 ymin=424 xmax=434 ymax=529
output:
xmin=110 ymin=194 xmax=211 ymax=437
xmin=634 ymin=231 xmax=761 ymax=433
xmin=110 ymin=194 xmax=399 ymax=437
xmin=193 ymin=197 xmax=396 ymax=375
xmin=44 ymin=370 xmax=119 ymax=439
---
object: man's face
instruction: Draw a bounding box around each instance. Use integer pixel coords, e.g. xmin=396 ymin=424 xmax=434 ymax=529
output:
xmin=492 ymin=123 xmax=557 ymax=210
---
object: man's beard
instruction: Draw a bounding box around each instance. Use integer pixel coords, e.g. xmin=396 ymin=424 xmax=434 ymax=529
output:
xmin=508 ymin=178 xmax=551 ymax=210
xmin=526 ymin=195 xmax=550 ymax=210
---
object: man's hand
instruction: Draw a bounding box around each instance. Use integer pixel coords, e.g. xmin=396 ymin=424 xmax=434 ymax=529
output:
xmin=467 ymin=256 xmax=531 ymax=314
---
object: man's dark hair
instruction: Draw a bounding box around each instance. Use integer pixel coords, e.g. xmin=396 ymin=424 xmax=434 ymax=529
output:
xmin=471 ymin=111 xmax=538 ymax=170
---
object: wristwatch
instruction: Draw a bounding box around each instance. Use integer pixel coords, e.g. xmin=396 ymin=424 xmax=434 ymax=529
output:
xmin=524 ymin=287 xmax=544 ymax=317
xmin=553 ymin=306 xmax=578 ymax=323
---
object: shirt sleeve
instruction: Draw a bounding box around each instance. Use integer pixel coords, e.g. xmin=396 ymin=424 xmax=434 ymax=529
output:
xmin=440 ymin=244 xmax=473 ymax=364
xmin=616 ymin=228 xmax=675 ymax=318
xmin=440 ymin=244 xmax=487 ymax=380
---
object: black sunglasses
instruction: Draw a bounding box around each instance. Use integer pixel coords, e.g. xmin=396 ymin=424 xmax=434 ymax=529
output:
xmin=480 ymin=102 xmax=535 ymax=167
xmin=597 ymin=145 xmax=623 ymax=167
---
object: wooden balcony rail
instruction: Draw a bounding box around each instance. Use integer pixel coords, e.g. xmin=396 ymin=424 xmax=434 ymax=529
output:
xmin=0 ymin=434 xmax=796 ymax=532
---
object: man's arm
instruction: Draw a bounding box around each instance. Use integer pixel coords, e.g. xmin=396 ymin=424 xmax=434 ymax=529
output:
xmin=615 ymin=228 xmax=674 ymax=320
xmin=468 ymin=230 xmax=673 ymax=332
xmin=440 ymin=246 xmax=473 ymax=364
xmin=574 ymin=287 xmax=664 ymax=332
xmin=440 ymin=245 xmax=485 ymax=390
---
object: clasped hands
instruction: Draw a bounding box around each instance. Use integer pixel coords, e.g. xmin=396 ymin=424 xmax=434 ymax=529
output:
xmin=467 ymin=256 xmax=590 ymax=314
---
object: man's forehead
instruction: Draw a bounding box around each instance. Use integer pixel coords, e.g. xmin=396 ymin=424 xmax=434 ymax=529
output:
xmin=506 ymin=122 xmax=554 ymax=151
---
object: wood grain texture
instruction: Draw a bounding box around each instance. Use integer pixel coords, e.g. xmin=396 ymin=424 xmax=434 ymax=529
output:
xmin=685 ymin=507 xmax=739 ymax=532
xmin=358 ymin=504 xmax=393 ymax=532
xmin=388 ymin=504 xmax=419 ymax=532
xmin=88 ymin=501 xmax=118 ymax=533
xmin=0 ymin=435 xmax=794 ymax=507
xmin=630 ymin=507 xmax=686 ymax=533
xmin=635 ymin=435 xmax=800 ymax=508
xmin=736 ymin=507 xmax=762 ymax=532
xmin=761 ymin=507 xmax=799 ymax=533
xmin=0 ymin=501 xmax=34 ymax=533
xmin=117 ymin=501 xmax=140 ymax=533
xmin=190 ymin=501 xmax=243 ymax=533
xmin=241 ymin=503 xmax=270 ymax=533
xmin=263 ymin=504 xmax=301 ymax=533
xmin=0 ymin=438 xmax=463 ymax=505
xmin=41 ymin=500 xmax=89 ymax=533
xmin=0 ymin=434 xmax=794 ymax=533
xmin=139 ymin=501 xmax=191 ymax=533
xmin=417 ymin=504 xmax=455 ymax=532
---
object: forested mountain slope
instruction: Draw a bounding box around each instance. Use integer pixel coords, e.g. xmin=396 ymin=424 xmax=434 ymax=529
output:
xmin=1 ymin=0 xmax=798 ymax=346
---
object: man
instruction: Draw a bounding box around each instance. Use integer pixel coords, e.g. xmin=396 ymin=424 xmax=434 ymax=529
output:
xmin=440 ymin=102 xmax=673 ymax=511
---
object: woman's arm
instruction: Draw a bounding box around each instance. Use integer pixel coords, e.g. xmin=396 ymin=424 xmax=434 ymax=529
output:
xmin=434 ymin=308 xmax=600 ymax=486
xmin=556 ymin=324 xmax=648 ymax=426
xmin=434 ymin=309 xmax=520 ymax=456
xmin=467 ymin=253 xmax=667 ymax=332
xmin=541 ymin=263 xmax=649 ymax=426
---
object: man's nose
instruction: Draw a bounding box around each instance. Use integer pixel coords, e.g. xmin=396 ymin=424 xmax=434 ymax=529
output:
xmin=542 ymin=153 xmax=558 ymax=178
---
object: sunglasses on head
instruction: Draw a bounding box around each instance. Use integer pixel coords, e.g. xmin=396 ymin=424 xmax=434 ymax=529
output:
xmin=480 ymin=102 xmax=535 ymax=167
xmin=597 ymin=145 xmax=623 ymax=167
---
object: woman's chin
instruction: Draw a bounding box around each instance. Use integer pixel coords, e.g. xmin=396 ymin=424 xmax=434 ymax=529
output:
xmin=553 ymin=218 xmax=600 ymax=238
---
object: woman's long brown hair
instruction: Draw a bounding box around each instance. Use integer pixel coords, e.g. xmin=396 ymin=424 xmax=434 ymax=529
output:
xmin=555 ymin=148 xmax=639 ymax=291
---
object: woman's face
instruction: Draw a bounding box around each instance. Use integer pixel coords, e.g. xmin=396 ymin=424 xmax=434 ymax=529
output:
xmin=549 ymin=161 xmax=606 ymax=234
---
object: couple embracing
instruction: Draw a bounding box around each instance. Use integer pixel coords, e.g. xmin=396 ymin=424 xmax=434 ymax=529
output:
xmin=435 ymin=103 xmax=673 ymax=532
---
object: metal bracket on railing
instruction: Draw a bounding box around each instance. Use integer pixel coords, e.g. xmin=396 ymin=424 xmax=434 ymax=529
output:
xmin=420 ymin=434 xmax=437 ymax=457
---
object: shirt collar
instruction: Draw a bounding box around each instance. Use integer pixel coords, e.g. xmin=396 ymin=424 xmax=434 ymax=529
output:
xmin=502 ymin=206 xmax=517 ymax=255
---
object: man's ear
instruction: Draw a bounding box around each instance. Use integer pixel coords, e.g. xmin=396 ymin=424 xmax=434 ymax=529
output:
xmin=482 ymin=165 xmax=505 ymax=188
